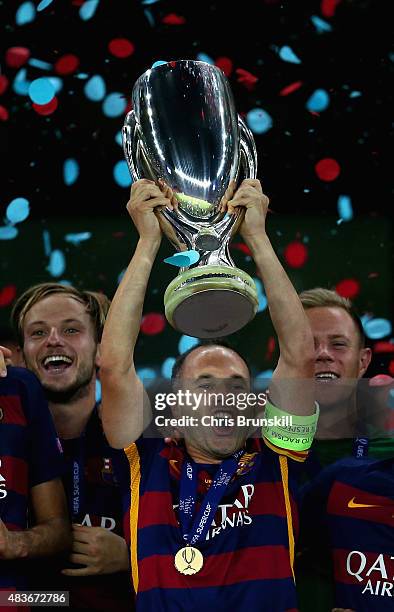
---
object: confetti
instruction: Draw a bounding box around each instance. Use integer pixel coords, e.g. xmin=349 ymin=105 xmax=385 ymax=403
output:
xmin=0 ymin=227 xmax=18 ymax=240
xmin=310 ymin=15 xmax=332 ymax=32
xmin=164 ymin=251 xmax=200 ymax=267
xmin=141 ymin=313 xmax=166 ymax=335
xmin=0 ymin=76 xmax=9 ymax=95
xmin=108 ymin=38 xmax=135 ymax=58
xmin=151 ymin=60 xmax=167 ymax=69
xmin=215 ymin=56 xmax=233 ymax=77
xmin=162 ymin=13 xmax=186 ymax=25
xmin=47 ymin=249 xmax=66 ymax=277
xmin=364 ymin=318 xmax=392 ymax=340
xmin=79 ymin=0 xmax=100 ymax=21
xmin=13 ymin=69 xmax=30 ymax=96
xmin=315 ymin=158 xmax=340 ymax=181
xmin=306 ymin=89 xmax=330 ymax=112
xmin=279 ymin=81 xmax=303 ymax=96
xmin=246 ymin=108 xmax=273 ymax=134
xmin=65 ymin=232 xmax=91 ymax=245
xmin=55 ymin=54 xmax=80 ymax=75
xmin=335 ymin=278 xmax=360 ymax=299
xmin=6 ymin=198 xmax=30 ymax=224
xmin=161 ymin=357 xmax=176 ymax=379
xmin=284 ymin=241 xmax=308 ymax=268
xmin=113 ymin=160 xmax=132 ymax=187
xmin=28 ymin=58 xmax=52 ymax=70
xmin=16 ymin=2 xmax=36 ymax=26
xmin=321 ymin=0 xmax=342 ymax=18
xmin=37 ymin=0 xmax=54 ymax=11
xmin=136 ymin=368 xmax=156 ymax=385
xmin=278 ymin=46 xmax=301 ymax=64
xmin=6 ymin=47 xmax=31 ymax=68
xmin=63 ymin=159 xmax=80 ymax=185
xmin=178 ymin=335 xmax=199 ymax=354
xmin=32 ymin=96 xmax=58 ymax=115
xmin=0 ymin=285 xmax=17 ymax=307
xmin=102 ymin=93 xmax=127 ymax=117
xmin=84 ymin=75 xmax=106 ymax=101
xmin=235 ymin=68 xmax=258 ymax=91
xmin=196 ymin=53 xmax=214 ymax=65
xmin=28 ymin=77 xmax=55 ymax=104
xmin=253 ymin=278 xmax=268 ymax=312
xmin=0 ymin=106 xmax=9 ymax=121
xmin=337 ymin=195 xmax=353 ymax=221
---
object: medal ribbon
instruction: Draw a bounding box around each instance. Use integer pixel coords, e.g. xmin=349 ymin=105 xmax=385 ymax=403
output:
xmin=178 ymin=449 xmax=244 ymax=546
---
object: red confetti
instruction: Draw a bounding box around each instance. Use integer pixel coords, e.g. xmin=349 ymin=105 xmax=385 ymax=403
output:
xmin=373 ymin=342 xmax=394 ymax=354
xmin=335 ymin=278 xmax=360 ymax=299
xmin=140 ymin=313 xmax=166 ymax=335
xmin=0 ymin=75 xmax=9 ymax=95
xmin=315 ymin=158 xmax=341 ymax=182
xmin=388 ymin=360 xmax=394 ymax=377
xmin=235 ymin=68 xmax=258 ymax=91
xmin=284 ymin=241 xmax=308 ymax=268
xmin=279 ymin=81 xmax=303 ymax=96
xmin=32 ymin=96 xmax=58 ymax=115
xmin=265 ymin=336 xmax=276 ymax=360
xmin=321 ymin=0 xmax=342 ymax=18
xmin=55 ymin=54 xmax=80 ymax=75
xmin=108 ymin=38 xmax=135 ymax=58
xmin=369 ymin=374 xmax=394 ymax=386
xmin=5 ymin=47 xmax=30 ymax=68
xmin=215 ymin=56 xmax=233 ymax=77
xmin=231 ymin=242 xmax=252 ymax=255
xmin=162 ymin=13 xmax=186 ymax=25
xmin=0 ymin=285 xmax=17 ymax=307
xmin=0 ymin=106 xmax=9 ymax=121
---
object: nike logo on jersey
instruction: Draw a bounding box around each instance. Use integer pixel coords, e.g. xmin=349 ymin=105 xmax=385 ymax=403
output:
xmin=348 ymin=496 xmax=382 ymax=509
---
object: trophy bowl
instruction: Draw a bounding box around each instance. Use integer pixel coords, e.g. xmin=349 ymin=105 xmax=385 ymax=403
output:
xmin=123 ymin=60 xmax=259 ymax=338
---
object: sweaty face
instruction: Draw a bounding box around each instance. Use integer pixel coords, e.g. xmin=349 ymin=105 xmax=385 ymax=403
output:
xmin=175 ymin=346 xmax=252 ymax=461
xmin=306 ymin=307 xmax=371 ymax=408
xmin=22 ymin=294 xmax=98 ymax=402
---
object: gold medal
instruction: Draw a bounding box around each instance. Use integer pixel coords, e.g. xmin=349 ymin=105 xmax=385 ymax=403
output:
xmin=174 ymin=546 xmax=204 ymax=575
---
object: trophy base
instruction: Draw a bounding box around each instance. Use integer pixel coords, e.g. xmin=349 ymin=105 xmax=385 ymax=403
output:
xmin=164 ymin=265 xmax=259 ymax=338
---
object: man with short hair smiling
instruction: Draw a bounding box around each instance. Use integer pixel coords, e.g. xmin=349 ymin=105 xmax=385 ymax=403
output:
xmin=10 ymin=284 xmax=132 ymax=611
xmin=100 ymin=178 xmax=318 ymax=611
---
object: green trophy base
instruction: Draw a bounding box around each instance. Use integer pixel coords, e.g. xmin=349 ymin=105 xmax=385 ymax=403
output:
xmin=164 ymin=265 xmax=259 ymax=338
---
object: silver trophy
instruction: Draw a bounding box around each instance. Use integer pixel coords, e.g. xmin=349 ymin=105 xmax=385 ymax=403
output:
xmin=123 ymin=60 xmax=259 ymax=338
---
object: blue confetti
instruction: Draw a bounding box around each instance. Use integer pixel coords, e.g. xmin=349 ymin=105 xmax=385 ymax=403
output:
xmin=102 ymin=93 xmax=127 ymax=118
xmin=47 ymin=249 xmax=66 ymax=277
xmin=196 ymin=53 xmax=214 ymax=65
xmin=306 ymin=89 xmax=330 ymax=112
xmin=79 ymin=0 xmax=99 ymax=20
xmin=28 ymin=58 xmax=52 ymax=70
xmin=279 ymin=46 xmax=301 ymax=64
xmin=364 ymin=318 xmax=392 ymax=340
xmin=350 ymin=91 xmax=362 ymax=98
xmin=0 ymin=227 xmax=18 ymax=240
xmin=254 ymin=370 xmax=273 ymax=390
xmin=142 ymin=0 xmax=160 ymax=4
xmin=63 ymin=158 xmax=79 ymax=186
xmin=310 ymin=15 xmax=332 ymax=33
xmin=151 ymin=60 xmax=168 ymax=69
xmin=95 ymin=379 xmax=102 ymax=403
xmin=253 ymin=278 xmax=268 ymax=313
xmin=84 ymin=75 xmax=106 ymax=101
xmin=115 ymin=131 xmax=123 ymax=146
xmin=48 ymin=77 xmax=63 ymax=93
xmin=16 ymin=1 xmax=36 ymax=25
xmin=337 ymin=195 xmax=353 ymax=221
xmin=75 ymin=73 xmax=89 ymax=80
xmin=164 ymin=250 xmax=200 ymax=268
xmin=161 ymin=357 xmax=176 ymax=379
xmin=178 ymin=335 xmax=199 ymax=354
xmin=6 ymin=197 xmax=30 ymax=224
xmin=246 ymin=108 xmax=273 ymax=134
xmin=65 ymin=232 xmax=91 ymax=245
xmin=136 ymin=367 xmax=156 ymax=387
xmin=388 ymin=389 xmax=394 ymax=410
xmin=144 ymin=9 xmax=155 ymax=27
xmin=37 ymin=0 xmax=53 ymax=10
xmin=42 ymin=230 xmax=52 ymax=256
xmin=113 ymin=160 xmax=132 ymax=187
xmin=28 ymin=77 xmax=55 ymax=105
xmin=117 ymin=268 xmax=126 ymax=284
xmin=13 ymin=69 xmax=30 ymax=96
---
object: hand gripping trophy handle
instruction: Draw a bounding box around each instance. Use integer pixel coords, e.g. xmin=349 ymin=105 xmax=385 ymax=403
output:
xmin=123 ymin=60 xmax=259 ymax=338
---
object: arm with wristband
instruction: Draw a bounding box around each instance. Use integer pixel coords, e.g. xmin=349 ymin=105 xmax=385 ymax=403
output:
xmin=225 ymin=180 xmax=318 ymax=453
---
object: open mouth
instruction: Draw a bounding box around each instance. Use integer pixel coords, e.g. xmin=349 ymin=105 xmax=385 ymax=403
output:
xmin=211 ymin=410 xmax=236 ymax=436
xmin=42 ymin=354 xmax=73 ymax=373
xmin=315 ymin=372 xmax=340 ymax=383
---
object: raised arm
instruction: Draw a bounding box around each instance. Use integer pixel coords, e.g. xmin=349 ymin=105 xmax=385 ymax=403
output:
xmin=226 ymin=179 xmax=315 ymax=416
xmin=100 ymin=179 xmax=176 ymax=448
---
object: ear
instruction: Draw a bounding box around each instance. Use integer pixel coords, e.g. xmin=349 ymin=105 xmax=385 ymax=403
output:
xmin=359 ymin=347 xmax=372 ymax=377
xmin=95 ymin=343 xmax=101 ymax=369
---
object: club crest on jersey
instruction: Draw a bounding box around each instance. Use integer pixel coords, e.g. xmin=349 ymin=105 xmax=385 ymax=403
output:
xmin=235 ymin=452 xmax=258 ymax=477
